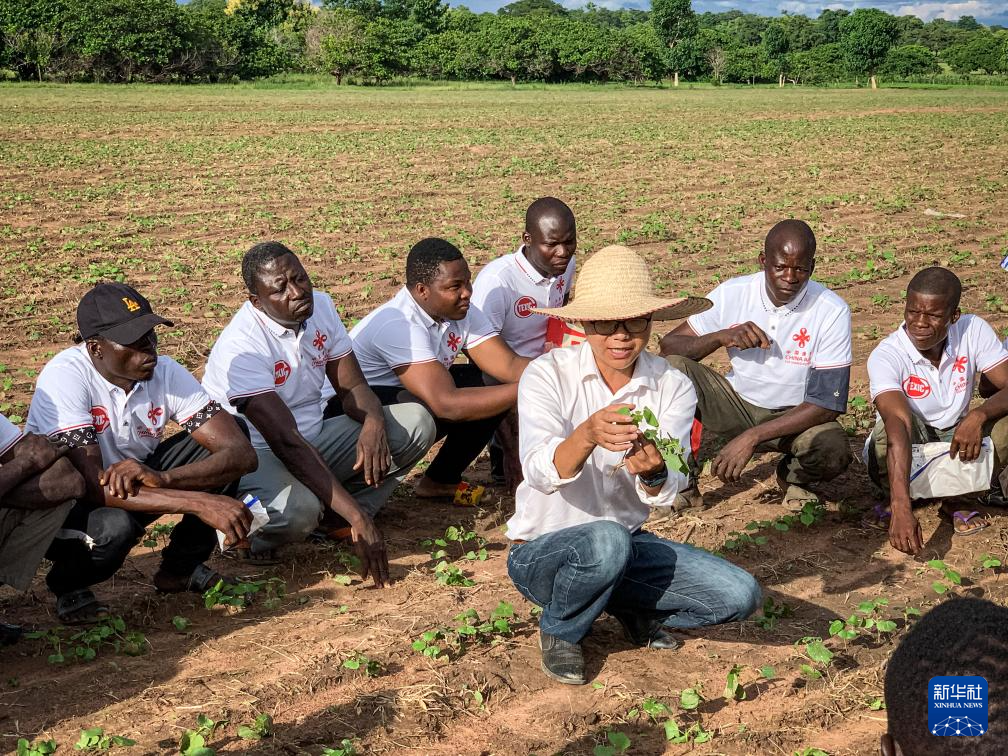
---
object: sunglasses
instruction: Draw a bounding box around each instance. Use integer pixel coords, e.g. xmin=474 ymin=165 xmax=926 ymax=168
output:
xmin=589 ymin=317 xmax=652 ymax=336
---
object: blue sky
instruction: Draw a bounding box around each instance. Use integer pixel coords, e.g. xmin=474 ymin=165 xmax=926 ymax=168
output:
xmin=450 ymin=0 xmax=1008 ymax=26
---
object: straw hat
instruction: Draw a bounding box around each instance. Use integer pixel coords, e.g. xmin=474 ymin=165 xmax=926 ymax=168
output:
xmin=533 ymin=245 xmax=712 ymax=322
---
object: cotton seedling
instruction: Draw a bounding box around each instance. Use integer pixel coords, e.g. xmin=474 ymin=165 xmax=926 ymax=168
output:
xmin=142 ymin=521 xmax=176 ymax=549
xmin=924 ymin=559 xmax=962 ymax=595
xmin=798 ymin=637 xmax=833 ymax=680
xmin=615 ymin=406 xmax=688 ymax=474
xmin=321 ymin=741 xmax=358 ymax=756
xmin=16 ymin=739 xmax=57 ymax=756
xmin=203 ymin=577 xmax=286 ymax=610
xmin=978 ymin=553 xmax=1002 ymax=571
xmin=724 ymin=664 xmax=746 ymax=701
xmin=178 ymin=713 xmax=223 ymax=756
xmin=74 ymin=727 xmax=136 ymax=750
xmin=593 ymin=731 xmax=631 ymax=756
xmin=342 ymin=652 xmax=382 ymax=677
xmin=754 ymin=597 xmax=793 ymax=630
xmin=664 ymin=720 xmax=713 ymax=745
xmin=679 ymin=685 xmax=702 ymax=711
xmin=411 ymin=629 xmax=446 ymax=659
xmin=420 ymin=525 xmax=488 ymax=563
xmin=828 ymin=597 xmax=897 ymax=643
xmin=26 ymin=617 xmax=146 ymax=664
xmin=237 ymin=714 xmax=273 ymax=740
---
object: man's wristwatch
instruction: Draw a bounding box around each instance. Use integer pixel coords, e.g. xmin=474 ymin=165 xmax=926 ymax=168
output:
xmin=638 ymin=465 xmax=668 ymax=489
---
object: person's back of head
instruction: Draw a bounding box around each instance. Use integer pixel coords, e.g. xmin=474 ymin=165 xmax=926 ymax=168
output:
xmin=884 ymin=597 xmax=1008 ymax=755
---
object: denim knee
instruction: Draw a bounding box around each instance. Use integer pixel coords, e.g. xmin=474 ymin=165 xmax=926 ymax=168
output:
xmin=576 ymin=520 xmax=633 ymax=582
xmin=89 ymin=508 xmax=142 ymax=559
xmin=720 ymin=570 xmax=762 ymax=622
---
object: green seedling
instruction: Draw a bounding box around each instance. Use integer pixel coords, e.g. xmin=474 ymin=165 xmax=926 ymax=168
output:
xmin=26 ymin=617 xmax=146 ymax=663
xmin=829 ymin=597 xmax=897 ymax=643
xmin=342 ymin=652 xmax=382 ymax=677
xmin=798 ymin=637 xmax=833 ymax=680
xmin=867 ymin=697 xmax=886 ymax=711
xmin=665 ymin=719 xmax=713 ymax=745
xmin=203 ymin=577 xmax=286 ymax=610
xmin=330 ymin=548 xmax=362 ymax=585
xmin=615 ymin=406 xmax=688 ymax=474
xmin=17 ymin=739 xmax=58 ymax=756
xmin=172 ymin=616 xmax=191 ymax=632
xmin=411 ymin=629 xmax=445 ymax=659
xmin=454 ymin=602 xmax=516 ymax=644
xmin=724 ymin=664 xmax=746 ymax=701
xmin=237 ymin=714 xmax=273 ymax=740
xmin=794 ymin=749 xmax=830 ymax=756
xmin=179 ymin=714 xmax=223 ymax=756
xmin=979 ymin=553 xmax=1003 ymax=570
xmin=142 ymin=521 xmax=176 ymax=549
xmin=679 ymin=685 xmax=702 ymax=711
xmin=594 ymin=730 xmax=631 ymax=756
xmin=322 ymin=740 xmax=358 ymax=756
xmin=754 ymin=597 xmax=793 ymax=630
xmin=74 ymin=727 xmax=136 ymax=750
xmin=902 ymin=606 xmax=922 ymax=623
xmin=925 ymin=559 xmax=962 ymax=595
xmin=434 ymin=561 xmax=475 ymax=587
xmin=420 ymin=525 xmax=488 ymax=562
xmin=759 ymin=665 xmax=776 ymax=679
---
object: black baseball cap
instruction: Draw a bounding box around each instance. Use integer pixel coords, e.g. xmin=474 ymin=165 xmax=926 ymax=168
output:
xmin=76 ymin=282 xmax=173 ymax=345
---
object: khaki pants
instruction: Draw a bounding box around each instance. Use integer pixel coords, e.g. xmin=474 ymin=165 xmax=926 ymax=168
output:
xmin=0 ymin=502 xmax=73 ymax=592
xmin=865 ymin=415 xmax=1008 ymax=494
xmin=666 ymin=356 xmax=851 ymax=486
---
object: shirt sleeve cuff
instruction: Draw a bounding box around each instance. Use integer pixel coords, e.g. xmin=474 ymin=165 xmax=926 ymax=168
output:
xmin=523 ymin=437 xmax=583 ymax=493
xmin=635 ymin=471 xmax=686 ymax=507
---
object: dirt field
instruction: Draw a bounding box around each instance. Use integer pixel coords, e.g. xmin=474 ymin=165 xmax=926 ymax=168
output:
xmin=2 ymin=82 xmax=1008 ymax=756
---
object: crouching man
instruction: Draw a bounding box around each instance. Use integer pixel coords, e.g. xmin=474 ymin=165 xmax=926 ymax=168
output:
xmin=505 ymin=246 xmax=761 ymax=685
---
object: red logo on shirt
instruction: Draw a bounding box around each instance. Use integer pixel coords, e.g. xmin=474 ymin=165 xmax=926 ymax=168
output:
xmin=903 ymin=375 xmax=931 ymax=399
xmin=953 ymin=356 xmax=967 ymax=373
xmin=514 ymin=296 xmax=536 ymax=318
xmin=90 ymin=406 xmax=110 ymax=433
xmin=554 ymin=277 xmax=565 ymax=292
xmin=274 ymin=360 xmax=291 ymax=386
xmin=147 ymin=405 xmax=163 ymax=424
xmin=792 ymin=328 xmax=811 ymax=348
xmin=313 ymin=329 xmax=327 ymax=351
xmin=446 ymin=332 xmax=461 ymax=352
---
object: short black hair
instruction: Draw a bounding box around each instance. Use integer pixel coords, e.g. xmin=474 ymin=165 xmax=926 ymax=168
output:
xmin=907 ymin=266 xmax=962 ymax=312
xmin=885 ymin=598 xmax=1008 ymax=754
xmin=525 ymin=197 xmax=575 ymax=235
xmin=405 ymin=237 xmax=463 ymax=288
xmin=764 ymin=219 xmax=816 ymax=259
xmin=242 ymin=241 xmax=296 ymax=294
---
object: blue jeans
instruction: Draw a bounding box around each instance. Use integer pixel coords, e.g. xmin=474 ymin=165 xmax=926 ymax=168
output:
xmin=507 ymin=521 xmax=761 ymax=644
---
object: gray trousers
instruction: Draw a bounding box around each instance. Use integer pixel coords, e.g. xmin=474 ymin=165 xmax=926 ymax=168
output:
xmin=0 ymin=502 xmax=73 ymax=591
xmin=241 ymin=403 xmax=435 ymax=553
xmin=666 ymin=356 xmax=852 ymax=486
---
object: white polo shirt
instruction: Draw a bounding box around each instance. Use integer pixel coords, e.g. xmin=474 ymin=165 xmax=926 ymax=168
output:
xmin=202 ymin=291 xmax=353 ymax=449
xmin=0 ymin=413 xmax=22 ymax=458
xmin=26 ymin=345 xmax=213 ymax=464
xmin=687 ymin=272 xmax=852 ymax=410
xmin=867 ymin=315 xmax=1008 ymax=429
xmin=506 ymin=341 xmax=695 ymax=542
xmin=470 ymin=247 xmax=575 ymax=358
xmin=349 ymin=287 xmax=497 ymax=388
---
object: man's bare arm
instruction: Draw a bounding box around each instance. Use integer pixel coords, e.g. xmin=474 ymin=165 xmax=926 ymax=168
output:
xmin=660 ymin=321 xmax=771 ymax=361
xmin=396 ymin=361 xmax=517 ymax=422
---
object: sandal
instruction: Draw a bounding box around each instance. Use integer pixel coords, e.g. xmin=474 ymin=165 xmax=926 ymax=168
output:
xmin=950 ymin=510 xmax=991 ymax=537
xmin=56 ymin=588 xmax=111 ymax=625
xmin=154 ymin=563 xmax=234 ymax=594
xmin=861 ymin=503 xmax=891 ymax=531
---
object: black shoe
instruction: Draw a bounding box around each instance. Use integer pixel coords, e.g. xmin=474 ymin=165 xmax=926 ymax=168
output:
xmin=1 ymin=622 xmax=22 ymax=646
xmin=539 ymin=631 xmax=587 ymax=685
xmin=612 ymin=613 xmax=681 ymax=650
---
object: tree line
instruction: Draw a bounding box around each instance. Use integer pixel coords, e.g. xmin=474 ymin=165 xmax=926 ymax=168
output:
xmin=1 ymin=0 xmax=1006 ymax=85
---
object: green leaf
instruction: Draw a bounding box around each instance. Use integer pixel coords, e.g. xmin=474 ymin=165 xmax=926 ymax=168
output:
xmin=616 ymin=406 xmax=631 ymax=416
xmin=607 ymin=730 xmax=631 ymax=752
xmin=800 ymin=663 xmax=822 ymax=680
xmin=679 ymin=687 xmax=701 ymax=710
xmin=806 ymin=640 xmax=833 ymax=665
xmin=237 ymin=726 xmax=260 ymax=740
xmin=332 ymin=574 xmax=353 ymax=586
xmin=828 ymin=619 xmax=845 ymax=637
xmin=932 ymin=581 xmax=948 ymax=594
xmin=172 ymin=616 xmax=190 ymax=632
xmin=875 ymin=620 xmax=897 ymax=633
xmin=641 ymin=407 xmax=659 ymax=427
xmin=759 ymin=665 xmax=776 ymax=679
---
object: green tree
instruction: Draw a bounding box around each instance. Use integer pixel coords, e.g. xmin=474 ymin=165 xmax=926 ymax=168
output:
xmin=651 ymin=0 xmax=696 ymax=85
xmin=306 ymin=7 xmax=364 ymax=82
xmin=879 ymin=44 xmax=938 ymax=78
xmin=790 ymin=41 xmax=849 ymax=85
xmin=839 ymin=7 xmax=898 ymax=88
xmin=498 ymin=0 xmax=566 ymax=17
xmin=942 ymin=31 xmax=1004 ymax=74
xmin=761 ymin=19 xmax=788 ymax=86
xmin=0 ymin=0 xmax=73 ymax=80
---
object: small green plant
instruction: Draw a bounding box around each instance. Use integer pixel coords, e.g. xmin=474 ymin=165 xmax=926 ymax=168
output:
xmin=321 ymin=740 xmax=358 ymax=756
xmin=925 ymin=559 xmax=962 ymax=595
xmin=178 ymin=714 xmax=223 ymax=756
xmin=434 ymin=560 xmax=475 ymax=587
xmin=74 ymin=727 xmax=136 ymax=750
xmin=237 ymin=714 xmax=273 ymax=741
xmin=754 ymin=597 xmax=793 ymax=630
xmin=25 ymin=617 xmax=146 ymax=663
xmin=593 ymin=731 xmax=631 ymax=756
xmin=342 ymin=652 xmax=382 ymax=677
xmin=759 ymin=665 xmax=776 ymax=679
xmin=664 ymin=719 xmax=713 ymax=745
xmin=723 ymin=664 xmax=746 ymax=701
xmin=616 ymin=406 xmax=688 ymax=473
xmin=454 ymin=601 xmax=515 ymax=644
xmin=142 ymin=521 xmax=176 ymax=549
xmin=17 ymin=739 xmax=58 ymax=756
xmin=867 ymin=697 xmax=886 ymax=711
xmin=828 ymin=597 xmax=897 ymax=643
xmin=979 ymin=553 xmax=1003 ymax=570
xmin=172 ymin=616 xmax=191 ymax=632
xmin=420 ymin=525 xmax=488 ymax=562
xmin=794 ymin=749 xmax=829 ymax=756
xmin=411 ymin=629 xmax=445 ymax=659
xmin=203 ymin=578 xmax=286 ymax=610
xmin=798 ymin=637 xmax=833 ymax=680
xmin=679 ymin=685 xmax=702 ymax=711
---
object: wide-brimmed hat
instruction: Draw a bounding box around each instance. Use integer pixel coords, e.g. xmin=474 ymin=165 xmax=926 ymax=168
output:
xmin=532 ymin=245 xmax=712 ymax=322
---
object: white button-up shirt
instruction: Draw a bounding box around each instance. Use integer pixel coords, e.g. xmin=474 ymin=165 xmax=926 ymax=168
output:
xmin=202 ymin=291 xmax=353 ymax=449
xmin=505 ymin=342 xmax=695 ymax=542
xmin=868 ymin=315 xmax=1008 ymax=429
xmin=687 ymin=272 xmax=852 ymax=409
xmin=0 ymin=413 xmax=22 ymax=458
xmin=27 ymin=345 xmax=212 ymax=464
xmin=470 ymin=247 xmax=575 ymax=359
xmin=349 ymin=287 xmax=497 ymax=387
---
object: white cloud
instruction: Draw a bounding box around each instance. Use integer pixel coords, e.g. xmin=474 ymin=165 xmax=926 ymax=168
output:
xmin=883 ymin=2 xmax=999 ymax=21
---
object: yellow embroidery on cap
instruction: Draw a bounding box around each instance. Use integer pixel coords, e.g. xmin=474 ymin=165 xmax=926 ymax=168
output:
xmin=122 ymin=297 xmax=140 ymax=312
